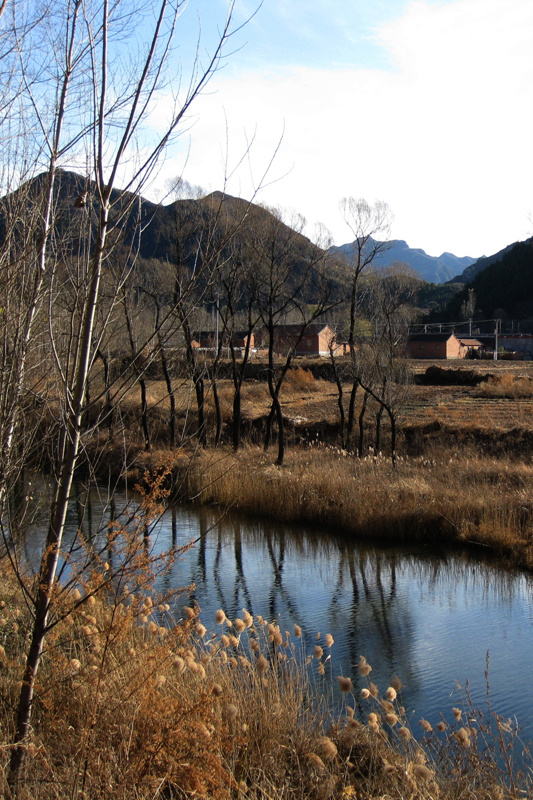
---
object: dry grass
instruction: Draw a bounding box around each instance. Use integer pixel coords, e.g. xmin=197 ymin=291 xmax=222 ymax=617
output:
xmin=1 ymin=555 xmax=529 ymax=800
xmin=175 ymin=444 xmax=533 ymax=570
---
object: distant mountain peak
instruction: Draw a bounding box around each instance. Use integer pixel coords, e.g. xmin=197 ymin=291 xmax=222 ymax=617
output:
xmin=329 ymin=238 xmax=477 ymax=284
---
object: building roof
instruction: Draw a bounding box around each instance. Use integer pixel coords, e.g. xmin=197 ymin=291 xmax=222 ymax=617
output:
xmin=274 ymin=323 xmax=333 ymax=335
xmin=408 ymin=333 xmax=457 ymax=343
xmin=457 ymin=338 xmax=482 ymax=346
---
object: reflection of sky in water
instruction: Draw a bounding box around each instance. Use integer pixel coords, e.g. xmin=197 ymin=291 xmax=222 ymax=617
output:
xmin=29 ymin=484 xmax=533 ymax=746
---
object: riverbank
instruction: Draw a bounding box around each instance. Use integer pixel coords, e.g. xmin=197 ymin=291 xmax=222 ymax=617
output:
xmin=128 ymin=439 xmax=533 ymax=572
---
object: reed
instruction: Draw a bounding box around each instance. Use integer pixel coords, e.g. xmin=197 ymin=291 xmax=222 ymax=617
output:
xmin=1 ymin=560 xmax=529 ymax=799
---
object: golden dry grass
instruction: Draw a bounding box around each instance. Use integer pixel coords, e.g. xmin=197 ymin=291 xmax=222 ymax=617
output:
xmin=1 ymin=556 xmax=529 ymax=800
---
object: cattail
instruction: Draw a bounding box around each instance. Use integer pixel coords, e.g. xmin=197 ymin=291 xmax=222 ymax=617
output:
xmin=221 ymin=634 xmax=230 ymax=648
xmin=81 ymin=625 xmax=92 ymax=637
xmin=385 ymin=686 xmax=397 ymax=702
xmin=325 ymin=633 xmax=334 ymax=648
xmin=242 ymin=610 xmax=253 ymax=628
xmin=318 ymin=736 xmax=338 ymax=762
xmin=70 ymin=588 xmax=82 ymax=602
xmin=250 ymin=639 xmax=260 ymax=652
xmin=229 ymin=635 xmax=240 ymax=648
xmin=436 ymin=721 xmax=446 ymax=732
xmin=420 ymin=719 xmax=433 ymax=732
xmin=314 ymin=645 xmax=323 ymax=660
xmin=369 ymin=682 xmax=379 ymax=698
xmin=398 ymin=726 xmax=411 ymax=741
xmin=294 ymin=624 xmax=302 ymax=637
xmin=273 ymin=631 xmax=283 ymax=646
xmin=337 ymin=676 xmax=352 ymax=693
xmin=215 ymin=609 xmax=226 ymax=624
xmin=154 ymin=674 xmax=166 ymax=689
xmin=86 ymin=595 xmax=96 ymax=606
xmin=357 ymin=656 xmax=372 ymax=677
xmin=68 ymin=658 xmax=82 ymax=674
xmin=346 ymin=706 xmax=355 ymax=718
xmin=183 ymin=606 xmax=196 ymax=620
xmin=368 ymin=721 xmax=379 ymax=734
xmin=317 ymin=662 xmax=325 ymax=675
xmin=196 ymin=623 xmax=207 ymax=638
xmin=220 ymin=651 xmax=228 ymax=663
xmin=230 ymin=657 xmax=238 ymax=668
xmin=148 ymin=621 xmax=158 ymax=635
xmin=361 ymin=688 xmax=370 ymax=700
xmin=234 ymin=618 xmax=246 ymax=633
xmin=453 ymin=707 xmax=462 ymax=720
xmin=385 ymin=713 xmax=398 ymax=726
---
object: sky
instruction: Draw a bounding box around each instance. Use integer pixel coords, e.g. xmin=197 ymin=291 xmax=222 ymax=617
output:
xmin=153 ymin=0 xmax=533 ymax=259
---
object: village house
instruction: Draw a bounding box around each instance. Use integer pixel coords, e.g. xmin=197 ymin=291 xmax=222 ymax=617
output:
xmin=256 ymin=323 xmax=344 ymax=357
xmin=406 ymin=332 xmax=482 ymax=359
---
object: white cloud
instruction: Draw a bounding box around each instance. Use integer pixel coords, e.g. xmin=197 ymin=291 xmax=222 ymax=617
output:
xmin=155 ymin=0 xmax=533 ymax=257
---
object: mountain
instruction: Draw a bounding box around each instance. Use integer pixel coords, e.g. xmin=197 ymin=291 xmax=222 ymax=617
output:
xmin=433 ymin=239 xmax=533 ymax=323
xmin=447 ymin=238 xmax=533 ymax=284
xmin=329 ymin=238 xmax=477 ymax=284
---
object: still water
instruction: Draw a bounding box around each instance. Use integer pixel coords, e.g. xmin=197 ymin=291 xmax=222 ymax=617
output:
xmin=28 ymin=484 xmax=533 ymax=745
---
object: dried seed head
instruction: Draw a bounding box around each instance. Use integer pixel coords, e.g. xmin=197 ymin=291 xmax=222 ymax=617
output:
xmin=172 ymin=656 xmax=185 ymax=673
xmin=154 ymin=674 xmax=166 ymax=689
xmin=294 ymin=624 xmax=302 ymax=638
xmin=436 ymin=721 xmax=446 ymax=732
xmin=398 ymin=726 xmax=411 ymax=741
xmin=420 ymin=719 xmax=433 ymax=732
xmin=68 ymin=658 xmax=82 ymax=674
xmin=317 ymin=662 xmax=325 ymax=675
xmin=196 ymin=623 xmax=207 ymax=638
xmin=221 ymin=634 xmax=230 ymax=648
xmin=183 ymin=605 xmax=196 ymax=619
xmin=453 ymin=707 xmax=462 ymax=720
xmin=242 ymin=610 xmax=253 ymax=628
xmin=385 ymin=686 xmax=397 ymax=702
xmin=215 ymin=609 xmax=226 ymax=624
xmin=314 ymin=645 xmax=323 ymax=660
xmin=346 ymin=706 xmax=355 ymax=718
xmin=337 ymin=676 xmax=352 ymax=693
xmin=369 ymin=682 xmax=379 ymax=698
xmin=412 ymin=764 xmax=435 ymax=782
xmin=307 ymin=753 xmax=326 ymax=772
xmin=357 ymin=656 xmax=372 ymax=677
xmin=361 ymin=688 xmax=371 ymax=700
xmin=385 ymin=713 xmax=398 ymax=726
xmin=456 ymin=727 xmax=471 ymax=748
xmin=391 ymin=675 xmax=403 ymax=692
xmin=234 ymin=618 xmax=246 ymax=633
xmin=325 ymin=633 xmax=334 ymax=648
xmin=318 ymin=736 xmax=338 ymax=762
xmin=382 ymin=760 xmax=396 ymax=774
xmin=255 ymin=655 xmax=269 ymax=675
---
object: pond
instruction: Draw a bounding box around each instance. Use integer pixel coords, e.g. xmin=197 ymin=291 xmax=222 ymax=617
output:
xmin=22 ymin=482 xmax=533 ymax=747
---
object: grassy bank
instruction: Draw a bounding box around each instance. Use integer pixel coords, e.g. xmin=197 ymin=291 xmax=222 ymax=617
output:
xmin=142 ymin=441 xmax=533 ymax=571
xmin=0 ymin=561 xmax=529 ymax=799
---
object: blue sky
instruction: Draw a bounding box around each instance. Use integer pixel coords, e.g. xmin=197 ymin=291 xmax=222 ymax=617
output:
xmin=150 ymin=0 xmax=533 ymax=259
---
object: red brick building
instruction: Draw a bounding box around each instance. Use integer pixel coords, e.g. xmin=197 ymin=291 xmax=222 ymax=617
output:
xmin=407 ymin=333 xmax=482 ymax=359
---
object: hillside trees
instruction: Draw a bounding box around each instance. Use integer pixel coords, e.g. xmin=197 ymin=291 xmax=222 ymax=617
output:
xmin=0 ymin=0 xmax=248 ymax=790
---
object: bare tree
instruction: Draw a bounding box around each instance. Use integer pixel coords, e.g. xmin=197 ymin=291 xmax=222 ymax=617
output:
xmin=0 ymin=0 xmax=248 ymax=790
xmin=329 ymin=197 xmax=393 ymax=449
